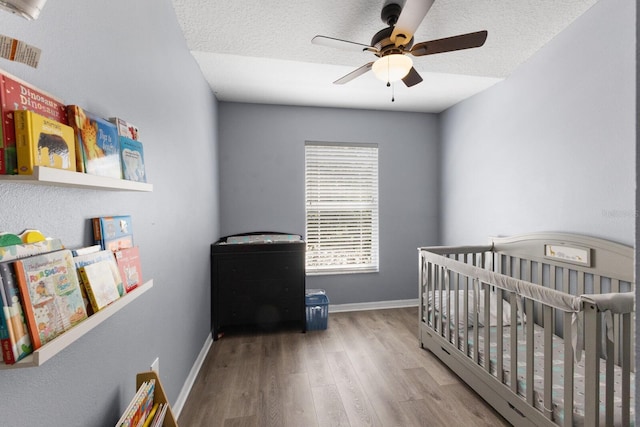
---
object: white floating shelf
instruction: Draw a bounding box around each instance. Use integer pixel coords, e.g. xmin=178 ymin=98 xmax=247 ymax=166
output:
xmin=0 ymin=166 xmax=153 ymax=192
xmin=0 ymin=280 xmax=153 ymax=369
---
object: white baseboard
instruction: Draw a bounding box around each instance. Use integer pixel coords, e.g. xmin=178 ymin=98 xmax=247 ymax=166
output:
xmin=328 ymin=298 xmax=418 ymax=313
xmin=173 ymin=333 xmax=213 ymax=417
xmin=172 ymin=299 xmax=417 ymax=415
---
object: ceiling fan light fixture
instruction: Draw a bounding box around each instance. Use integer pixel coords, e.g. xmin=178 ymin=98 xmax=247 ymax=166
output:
xmin=372 ymin=54 xmax=412 ymax=83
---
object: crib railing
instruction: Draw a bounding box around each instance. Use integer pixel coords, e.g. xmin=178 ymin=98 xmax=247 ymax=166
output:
xmin=419 ymin=245 xmax=635 ymax=427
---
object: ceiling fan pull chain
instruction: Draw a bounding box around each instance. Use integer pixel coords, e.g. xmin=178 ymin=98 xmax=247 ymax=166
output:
xmin=391 ymin=82 xmax=395 ymax=102
xmin=386 ymin=56 xmax=391 ymax=87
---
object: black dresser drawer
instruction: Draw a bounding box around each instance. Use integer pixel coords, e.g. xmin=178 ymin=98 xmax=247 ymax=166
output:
xmin=211 ymin=234 xmax=306 ymax=339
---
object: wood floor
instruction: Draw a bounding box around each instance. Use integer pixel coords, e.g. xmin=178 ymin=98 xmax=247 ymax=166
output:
xmin=178 ymin=307 xmax=510 ymax=427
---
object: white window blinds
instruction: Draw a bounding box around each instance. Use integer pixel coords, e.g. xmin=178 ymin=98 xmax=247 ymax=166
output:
xmin=305 ymin=142 xmax=379 ymax=274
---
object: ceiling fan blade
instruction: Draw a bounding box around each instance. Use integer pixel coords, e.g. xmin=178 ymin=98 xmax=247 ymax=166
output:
xmin=402 ymin=67 xmax=423 ymax=87
xmin=410 ymin=30 xmax=488 ymax=57
xmin=312 ymin=35 xmax=375 ymax=53
xmin=333 ymin=62 xmax=374 ymax=85
xmin=391 ymin=0 xmax=435 ymax=47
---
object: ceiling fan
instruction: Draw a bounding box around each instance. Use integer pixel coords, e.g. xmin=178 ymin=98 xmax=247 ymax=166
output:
xmin=312 ymin=0 xmax=488 ymax=88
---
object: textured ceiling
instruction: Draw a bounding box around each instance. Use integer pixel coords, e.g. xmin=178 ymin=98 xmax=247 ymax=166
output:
xmin=171 ymin=0 xmax=599 ymax=113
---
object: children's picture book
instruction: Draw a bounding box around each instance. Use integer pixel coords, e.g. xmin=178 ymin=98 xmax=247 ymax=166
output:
xmin=114 ymin=246 xmax=142 ymax=293
xmin=0 ymin=238 xmax=63 ymax=263
xmin=74 ymin=249 xmax=125 ymax=296
xmin=0 ymin=70 xmax=67 ymax=174
xmin=109 ymin=117 xmax=139 ymax=141
xmin=77 ymin=261 xmax=121 ymax=311
xmin=116 ymin=379 xmax=155 ymax=427
xmin=92 ymin=215 xmax=134 ymax=251
xmin=14 ymin=109 xmax=76 ymax=175
xmin=119 ymin=136 xmax=146 ymax=182
xmin=13 ymin=250 xmax=88 ymax=349
xmin=67 ymin=105 xmax=122 ymax=178
xmin=71 ymin=244 xmax=101 ymax=257
xmin=0 ymin=262 xmax=32 ymax=363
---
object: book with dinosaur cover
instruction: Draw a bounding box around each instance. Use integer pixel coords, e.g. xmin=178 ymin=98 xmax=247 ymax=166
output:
xmin=13 ymin=250 xmax=88 ymax=349
xmin=0 ymin=70 xmax=67 ymax=174
xmin=92 ymin=215 xmax=134 ymax=251
xmin=119 ymin=136 xmax=146 ymax=182
xmin=67 ymin=105 xmax=121 ymax=178
xmin=14 ymin=109 xmax=76 ymax=175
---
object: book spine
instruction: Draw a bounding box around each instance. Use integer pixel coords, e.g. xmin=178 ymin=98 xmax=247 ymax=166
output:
xmin=12 ymin=260 xmax=41 ymax=350
xmin=91 ymin=218 xmax=103 ymax=248
xmin=0 ymin=262 xmax=32 ymax=361
xmin=0 ymin=75 xmax=6 ymax=174
xmin=0 ymin=306 xmax=16 ymax=364
xmin=14 ymin=110 xmax=35 ymax=176
xmin=77 ymin=267 xmax=100 ymax=312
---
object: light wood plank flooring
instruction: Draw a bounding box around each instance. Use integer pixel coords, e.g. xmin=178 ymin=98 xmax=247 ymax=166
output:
xmin=178 ymin=307 xmax=509 ymax=427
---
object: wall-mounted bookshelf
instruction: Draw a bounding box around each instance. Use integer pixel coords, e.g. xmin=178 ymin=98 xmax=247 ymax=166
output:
xmin=0 ymin=280 xmax=153 ymax=369
xmin=0 ymin=166 xmax=152 ymax=192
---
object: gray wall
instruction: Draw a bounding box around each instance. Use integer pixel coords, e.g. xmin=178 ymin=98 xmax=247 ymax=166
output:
xmin=218 ymin=103 xmax=439 ymax=304
xmin=0 ymin=0 xmax=218 ymax=426
xmin=439 ymin=0 xmax=635 ymax=247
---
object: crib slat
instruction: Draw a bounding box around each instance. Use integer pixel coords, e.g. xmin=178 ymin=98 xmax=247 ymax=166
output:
xmin=605 ymin=327 xmax=614 ymax=426
xmin=483 ymin=284 xmax=490 ymax=373
xmin=444 ymin=267 xmax=451 ymax=342
xmin=621 ymin=312 xmax=631 ymax=427
xmin=429 ymin=262 xmax=435 ymax=328
xmin=578 ymin=270 xmax=585 ymax=296
xmin=473 ymin=279 xmax=479 ymax=364
xmin=525 ymin=298 xmax=534 ymax=405
xmin=453 ymin=270 xmax=460 ymax=349
xmin=496 ymin=288 xmax=504 ymax=384
xmin=463 ymin=274 xmax=469 ymax=356
xmin=563 ymin=311 xmax=574 ymax=427
xmin=612 ymin=278 xmax=620 ymax=364
xmin=510 ymin=292 xmax=518 ymax=395
xmin=437 ymin=265 xmax=444 ymax=336
xmin=584 ymin=302 xmax=600 ymax=426
xmin=543 ymin=305 xmax=553 ymax=420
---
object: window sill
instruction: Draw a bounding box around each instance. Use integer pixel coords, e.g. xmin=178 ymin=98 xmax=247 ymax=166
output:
xmin=306 ymin=267 xmax=379 ymax=276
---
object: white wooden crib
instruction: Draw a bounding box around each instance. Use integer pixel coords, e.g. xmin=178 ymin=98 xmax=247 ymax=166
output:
xmin=418 ymin=233 xmax=634 ymax=427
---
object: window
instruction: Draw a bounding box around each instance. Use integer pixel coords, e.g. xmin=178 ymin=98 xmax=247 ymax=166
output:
xmin=305 ymin=141 xmax=379 ymax=274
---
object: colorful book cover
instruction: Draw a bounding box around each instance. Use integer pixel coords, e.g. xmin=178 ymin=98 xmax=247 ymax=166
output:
xmin=114 ymin=246 xmax=142 ymax=293
xmin=92 ymin=215 xmax=134 ymax=251
xmin=74 ymin=249 xmax=125 ymax=296
xmin=0 ymin=70 xmax=67 ymax=174
xmin=14 ymin=109 xmax=76 ymax=175
xmin=77 ymin=261 xmax=121 ymax=311
xmin=119 ymin=136 xmax=146 ymax=182
xmin=67 ymin=105 xmax=122 ymax=178
xmin=0 ymin=262 xmax=32 ymax=362
xmin=0 ymin=238 xmax=63 ymax=263
xmin=109 ymin=117 xmax=139 ymax=141
xmin=14 ymin=250 xmax=88 ymax=349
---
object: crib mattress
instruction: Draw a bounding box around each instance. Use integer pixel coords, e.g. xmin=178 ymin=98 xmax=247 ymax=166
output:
xmin=454 ymin=323 xmax=635 ymax=426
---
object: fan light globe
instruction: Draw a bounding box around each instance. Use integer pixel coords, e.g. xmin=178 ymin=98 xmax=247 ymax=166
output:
xmin=372 ymin=54 xmax=413 ymax=83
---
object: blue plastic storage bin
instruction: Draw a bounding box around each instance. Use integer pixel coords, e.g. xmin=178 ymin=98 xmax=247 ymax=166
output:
xmin=305 ymin=291 xmax=329 ymax=331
